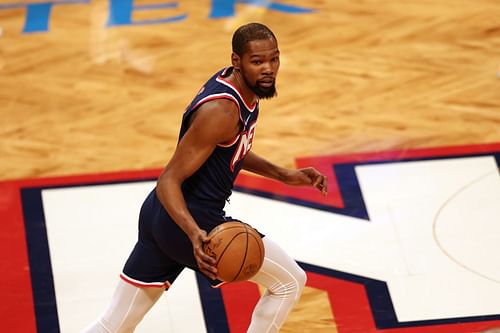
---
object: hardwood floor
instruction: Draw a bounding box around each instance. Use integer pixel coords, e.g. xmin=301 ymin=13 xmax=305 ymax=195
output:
xmin=1 ymin=1 xmax=499 ymax=331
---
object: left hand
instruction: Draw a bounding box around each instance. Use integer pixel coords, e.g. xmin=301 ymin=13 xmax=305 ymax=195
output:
xmin=281 ymin=167 xmax=328 ymax=196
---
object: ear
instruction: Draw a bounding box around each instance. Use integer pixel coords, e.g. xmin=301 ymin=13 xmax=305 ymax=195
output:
xmin=231 ymin=52 xmax=241 ymax=70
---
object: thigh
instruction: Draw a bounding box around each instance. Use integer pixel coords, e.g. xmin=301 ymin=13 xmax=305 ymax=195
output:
xmin=121 ymin=239 xmax=184 ymax=289
xmin=121 ymin=190 xmax=184 ymax=287
xmin=145 ymin=191 xmax=229 ymax=272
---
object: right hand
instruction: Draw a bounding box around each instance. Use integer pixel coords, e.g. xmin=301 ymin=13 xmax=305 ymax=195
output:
xmin=189 ymin=229 xmax=217 ymax=280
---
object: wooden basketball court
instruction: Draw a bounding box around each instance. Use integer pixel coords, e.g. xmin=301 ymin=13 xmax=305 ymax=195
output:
xmin=1 ymin=0 xmax=499 ymax=332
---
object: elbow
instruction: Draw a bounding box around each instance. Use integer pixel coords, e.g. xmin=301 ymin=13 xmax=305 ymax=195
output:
xmin=156 ymin=168 xmax=184 ymax=194
xmin=156 ymin=169 xmax=179 ymax=205
xmin=157 ymin=168 xmax=174 ymax=189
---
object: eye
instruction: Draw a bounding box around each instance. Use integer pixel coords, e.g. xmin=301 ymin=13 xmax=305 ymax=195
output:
xmin=252 ymin=60 xmax=263 ymax=65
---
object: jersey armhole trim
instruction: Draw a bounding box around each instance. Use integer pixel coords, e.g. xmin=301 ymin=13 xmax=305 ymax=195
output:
xmin=217 ymin=133 xmax=240 ymax=147
xmin=191 ymin=93 xmax=243 ymax=148
xmin=192 ymin=93 xmax=241 ymax=118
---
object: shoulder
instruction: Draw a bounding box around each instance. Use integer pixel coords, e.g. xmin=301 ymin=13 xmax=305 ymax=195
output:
xmin=186 ymin=98 xmax=241 ymax=144
xmin=195 ymin=98 xmax=240 ymax=122
xmin=187 ymin=98 xmax=241 ymax=140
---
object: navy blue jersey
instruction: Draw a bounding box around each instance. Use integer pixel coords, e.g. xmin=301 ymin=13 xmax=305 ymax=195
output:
xmin=180 ymin=67 xmax=259 ymax=208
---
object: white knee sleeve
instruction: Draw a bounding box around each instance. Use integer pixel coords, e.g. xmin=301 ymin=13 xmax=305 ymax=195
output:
xmin=247 ymin=237 xmax=307 ymax=333
xmin=81 ymin=280 xmax=164 ymax=333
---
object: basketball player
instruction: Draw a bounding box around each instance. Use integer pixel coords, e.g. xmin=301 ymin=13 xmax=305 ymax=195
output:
xmin=82 ymin=22 xmax=328 ymax=333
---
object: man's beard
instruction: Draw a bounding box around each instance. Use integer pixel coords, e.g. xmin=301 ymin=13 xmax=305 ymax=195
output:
xmin=250 ymin=80 xmax=277 ymax=99
xmin=240 ymin=68 xmax=277 ymax=99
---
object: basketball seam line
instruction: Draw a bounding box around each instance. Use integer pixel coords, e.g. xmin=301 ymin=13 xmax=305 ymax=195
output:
xmin=248 ymin=232 xmax=264 ymax=263
xmin=231 ymin=224 xmax=250 ymax=282
xmin=214 ymin=232 xmax=246 ymax=267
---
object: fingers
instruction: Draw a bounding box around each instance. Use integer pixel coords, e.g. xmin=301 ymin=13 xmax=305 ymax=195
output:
xmin=196 ymin=245 xmax=216 ymax=265
xmin=196 ymin=254 xmax=217 ymax=279
xmin=307 ymin=168 xmax=328 ymax=196
xmin=313 ymin=175 xmax=328 ymax=195
xmin=312 ymin=173 xmax=322 ymax=187
xmin=202 ymin=231 xmax=215 ymax=243
xmin=199 ymin=261 xmax=217 ymax=280
xmin=319 ymin=175 xmax=328 ymax=196
xmin=193 ymin=238 xmax=217 ymax=280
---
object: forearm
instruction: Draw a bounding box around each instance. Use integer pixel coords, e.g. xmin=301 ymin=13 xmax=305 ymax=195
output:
xmin=156 ymin=172 xmax=200 ymax=240
xmin=243 ymin=151 xmax=328 ymax=194
xmin=242 ymin=151 xmax=288 ymax=181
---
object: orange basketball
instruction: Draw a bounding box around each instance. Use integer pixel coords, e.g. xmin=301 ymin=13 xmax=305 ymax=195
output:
xmin=203 ymin=221 xmax=265 ymax=282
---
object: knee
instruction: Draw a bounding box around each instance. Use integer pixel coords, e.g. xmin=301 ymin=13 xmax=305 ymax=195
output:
xmin=269 ymin=264 xmax=307 ymax=300
xmin=284 ymin=265 xmax=306 ymax=303
xmin=295 ymin=266 xmax=307 ymax=297
xmin=297 ymin=266 xmax=307 ymax=289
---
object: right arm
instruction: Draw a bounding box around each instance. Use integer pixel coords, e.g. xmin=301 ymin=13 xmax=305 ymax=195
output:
xmin=155 ymin=99 xmax=240 ymax=279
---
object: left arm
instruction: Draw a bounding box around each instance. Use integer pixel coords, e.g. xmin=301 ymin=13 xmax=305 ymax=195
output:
xmin=242 ymin=151 xmax=328 ymax=196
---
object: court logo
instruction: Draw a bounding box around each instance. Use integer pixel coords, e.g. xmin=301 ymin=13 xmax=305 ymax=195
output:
xmin=0 ymin=0 xmax=317 ymax=34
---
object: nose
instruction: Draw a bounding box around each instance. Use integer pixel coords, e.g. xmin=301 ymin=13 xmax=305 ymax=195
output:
xmin=262 ymin=61 xmax=274 ymax=75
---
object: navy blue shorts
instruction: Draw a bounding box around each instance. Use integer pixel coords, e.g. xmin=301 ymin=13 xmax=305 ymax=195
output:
xmin=121 ymin=189 xmax=235 ymax=288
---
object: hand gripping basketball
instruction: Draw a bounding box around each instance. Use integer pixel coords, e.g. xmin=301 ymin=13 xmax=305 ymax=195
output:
xmin=203 ymin=221 xmax=265 ymax=282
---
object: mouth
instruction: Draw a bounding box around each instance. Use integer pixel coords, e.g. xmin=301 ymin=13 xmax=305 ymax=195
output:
xmin=258 ymin=78 xmax=275 ymax=88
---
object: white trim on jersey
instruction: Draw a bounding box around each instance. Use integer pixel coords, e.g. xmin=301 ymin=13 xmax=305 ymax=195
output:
xmin=191 ymin=92 xmax=246 ymax=148
xmin=216 ymin=76 xmax=257 ymax=112
xmin=192 ymin=92 xmax=241 ymax=117
xmin=218 ymin=133 xmax=241 ymax=148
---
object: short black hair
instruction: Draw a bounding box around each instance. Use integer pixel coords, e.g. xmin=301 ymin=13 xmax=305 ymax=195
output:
xmin=232 ymin=23 xmax=277 ymax=56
